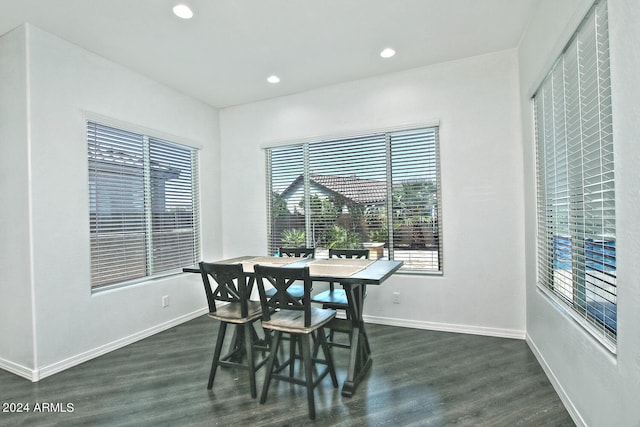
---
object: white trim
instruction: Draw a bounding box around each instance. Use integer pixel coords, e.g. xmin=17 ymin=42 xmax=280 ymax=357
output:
xmin=0 ymin=357 xmax=36 ymax=382
xmin=363 ymin=315 xmax=526 ymax=340
xmin=526 ymin=334 xmax=586 ymax=427
xmin=25 ymin=25 xmax=39 ymax=375
xmin=82 ymin=111 xmax=203 ymax=150
xmin=90 ymin=269 xmax=186 ymax=295
xmin=1 ymin=308 xmax=207 ymax=382
xmin=260 ymin=120 xmax=441 ymax=150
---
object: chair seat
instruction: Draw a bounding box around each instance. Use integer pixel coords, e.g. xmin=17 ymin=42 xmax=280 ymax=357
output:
xmin=311 ymin=289 xmax=348 ymax=306
xmin=208 ymin=301 xmax=262 ymax=323
xmin=265 ymin=283 xmax=305 ymax=299
xmin=262 ymin=307 xmax=336 ymax=334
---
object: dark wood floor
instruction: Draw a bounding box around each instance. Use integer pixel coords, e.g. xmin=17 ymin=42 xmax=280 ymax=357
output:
xmin=0 ymin=316 xmax=574 ymax=426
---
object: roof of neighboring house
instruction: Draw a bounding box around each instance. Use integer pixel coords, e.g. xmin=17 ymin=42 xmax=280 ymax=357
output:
xmin=281 ymin=174 xmax=386 ymax=205
xmin=89 ymin=147 xmax=181 ymax=180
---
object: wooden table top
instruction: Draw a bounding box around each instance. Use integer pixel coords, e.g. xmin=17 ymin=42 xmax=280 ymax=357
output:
xmin=184 ymin=256 xmax=403 ymax=285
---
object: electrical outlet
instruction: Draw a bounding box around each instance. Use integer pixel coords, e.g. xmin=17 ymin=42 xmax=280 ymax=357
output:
xmin=162 ymin=295 xmax=169 ymax=308
xmin=393 ymin=292 xmax=400 ymax=304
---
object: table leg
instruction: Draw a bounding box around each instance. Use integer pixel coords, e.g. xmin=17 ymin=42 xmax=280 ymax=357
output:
xmin=341 ymin=282 xmax=373 ymax=397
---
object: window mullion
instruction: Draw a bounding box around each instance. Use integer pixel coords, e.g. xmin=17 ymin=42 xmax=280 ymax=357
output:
xmin=266 ymin=150 xmax=274 ymax=254
xmin=143 ymin=135 xmax=154 ymax=275
xmin=303 ymin=143 xmax=312 ymax=247
xmin=385 ymin=134 xmax=394 ymax=260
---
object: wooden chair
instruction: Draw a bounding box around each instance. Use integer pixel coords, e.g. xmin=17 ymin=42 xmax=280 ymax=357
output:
xmin=279 ymin=247 xmax=315 ymax=258
xmin=199 ymin=262 xmax=268 ymax=398
xmin=264 ymin=247 xmax=315 ymax=299
xmin=310 ymin=248 xmax=370 ymax=349
xmin=255 ymin=265 xmax=338 ymax=420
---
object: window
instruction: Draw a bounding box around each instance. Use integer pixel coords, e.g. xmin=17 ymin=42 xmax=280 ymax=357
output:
xmin=88 ymin=121 xmax=200 ymax=289
xmin=533 ymin=0 xmax=616 ymax=347
xmin=266 ymin=126 xmax=442 ymax=272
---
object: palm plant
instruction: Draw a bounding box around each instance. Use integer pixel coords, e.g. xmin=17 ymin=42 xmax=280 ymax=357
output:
xmin=323 ymin=225 xmax=361 ymax=249
xmin=281 ymin=229 xmax=306 ymax=247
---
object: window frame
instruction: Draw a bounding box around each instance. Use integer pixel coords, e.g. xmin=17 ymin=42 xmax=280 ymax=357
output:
xmin=532 ymin=0 xmax=616 ymax=350
xmin=87 ymin=119 xmax=201 ymax=291
xmin=265 ymin=124 xmax=443 ymax=274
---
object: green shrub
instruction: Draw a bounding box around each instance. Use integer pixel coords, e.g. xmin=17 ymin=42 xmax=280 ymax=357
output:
xmin=281 ymin=229 xmax=306 ymax=247
xmin=323 ymin=225 xmax=362 ymax=249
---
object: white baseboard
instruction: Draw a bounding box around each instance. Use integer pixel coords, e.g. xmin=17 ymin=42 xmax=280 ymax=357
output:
xmin=1 ymin=308 xmax=207 ymax=382
xmin=0 ymin=357 xmax=35 ymax=381
xmin=526 ymin=334 xmax=585 ymax=427
xmin=363 ymin=314 xmax=526 ymax=340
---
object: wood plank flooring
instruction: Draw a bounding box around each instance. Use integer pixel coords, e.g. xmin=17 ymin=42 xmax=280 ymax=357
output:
xmin=0 ymin=316 xmax=574 ymax=426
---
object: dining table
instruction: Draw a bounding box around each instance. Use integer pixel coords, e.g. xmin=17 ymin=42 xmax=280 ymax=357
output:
xmin=184 ymin=255 xmax=403 ymax=397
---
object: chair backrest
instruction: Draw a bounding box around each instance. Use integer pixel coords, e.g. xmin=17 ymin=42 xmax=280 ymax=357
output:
xmin=199 ymin=262 xmax=250 ymax=317
xmin=329 ymin=248 xmax=370 ymax=260
xmin=254 ymin=265 xmax=312 ymax=327
xmin=279 ymin=247 xmax=315 ymax=258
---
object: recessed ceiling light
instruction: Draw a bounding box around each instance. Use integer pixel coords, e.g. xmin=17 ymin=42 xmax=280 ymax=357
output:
xmin=380 ymin=48 xmax=396 ymax=58
xmin=173 ymin=4 xmax=193 ymax=19
xmin=267 ymin=75 xmax=280 ymax=84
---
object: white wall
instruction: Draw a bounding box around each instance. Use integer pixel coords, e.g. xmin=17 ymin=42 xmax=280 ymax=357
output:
xmin=0 ymin=25 xmax=222 ymax=380
xmin=519 ymin=0 xmax=640 ymax=425
xmin=0 ymin=26 xmax=35 ymax=378
xmin=220 ymin=49 xmax=526 ymax=338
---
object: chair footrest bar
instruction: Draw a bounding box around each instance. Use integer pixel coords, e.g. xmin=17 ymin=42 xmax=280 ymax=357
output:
xmin=271 ymin=367 xmax=332 ymax=389
xmin=327 ymin=341 xmax=351 ymax=349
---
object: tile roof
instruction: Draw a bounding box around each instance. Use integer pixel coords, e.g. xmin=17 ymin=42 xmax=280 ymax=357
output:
xmin=281 ymin=174 xmax=386 ymax=205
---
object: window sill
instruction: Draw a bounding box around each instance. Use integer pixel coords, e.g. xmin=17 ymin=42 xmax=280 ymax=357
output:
xmin=536 ymin=284 xmax=617 ymax=355
xmin=91 ymin=269 xmax=185 ymax=294
xmin=397 ymin=268 xmax=443 ymax=277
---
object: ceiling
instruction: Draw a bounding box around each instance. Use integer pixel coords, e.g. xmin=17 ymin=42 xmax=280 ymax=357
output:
xmin=0 ymin=0 xmax=538 ymax=108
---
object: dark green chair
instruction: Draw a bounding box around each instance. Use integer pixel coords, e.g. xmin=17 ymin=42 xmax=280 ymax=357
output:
xmin=199 ymin=262 xmax=268 ymax=398
xmin=264 ymin=247 xmax=315 ymax=299
xmin=255 ymin=264 xmax=337 ymax=420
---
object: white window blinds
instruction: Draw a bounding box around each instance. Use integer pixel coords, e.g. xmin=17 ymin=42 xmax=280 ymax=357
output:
xmin=88 ymin=122 xmax=200 ymax=289
xmin=390 ymin=129 xmax=442 ymax=270
xmin=266 ymin=126 xmax=442 ymax=272
xmin=533 ymin=0 xmax=616 ymax=346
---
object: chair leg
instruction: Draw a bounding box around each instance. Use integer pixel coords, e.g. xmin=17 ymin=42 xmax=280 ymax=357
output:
xmin=262 ymin=329 xmax=272 ymax=355
xmin=260 ymin=330 xmax=281 ymax=404
xmin=301 ymin=334 xmax=316 ymax=420
xmin=208 ymin=322 xmax=227 ymax=389
xmin=244 ymin=324 xmax=257 ymax=399
xmin=289 ymin=335 xmax=297 ymax=378
xmin=312 ymin=333 xmax=319 ymax=357
xmin=312 ymin=327 xmax=324 ymax=358
xmin=318 ymin=327 xmax=338 ymax=387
